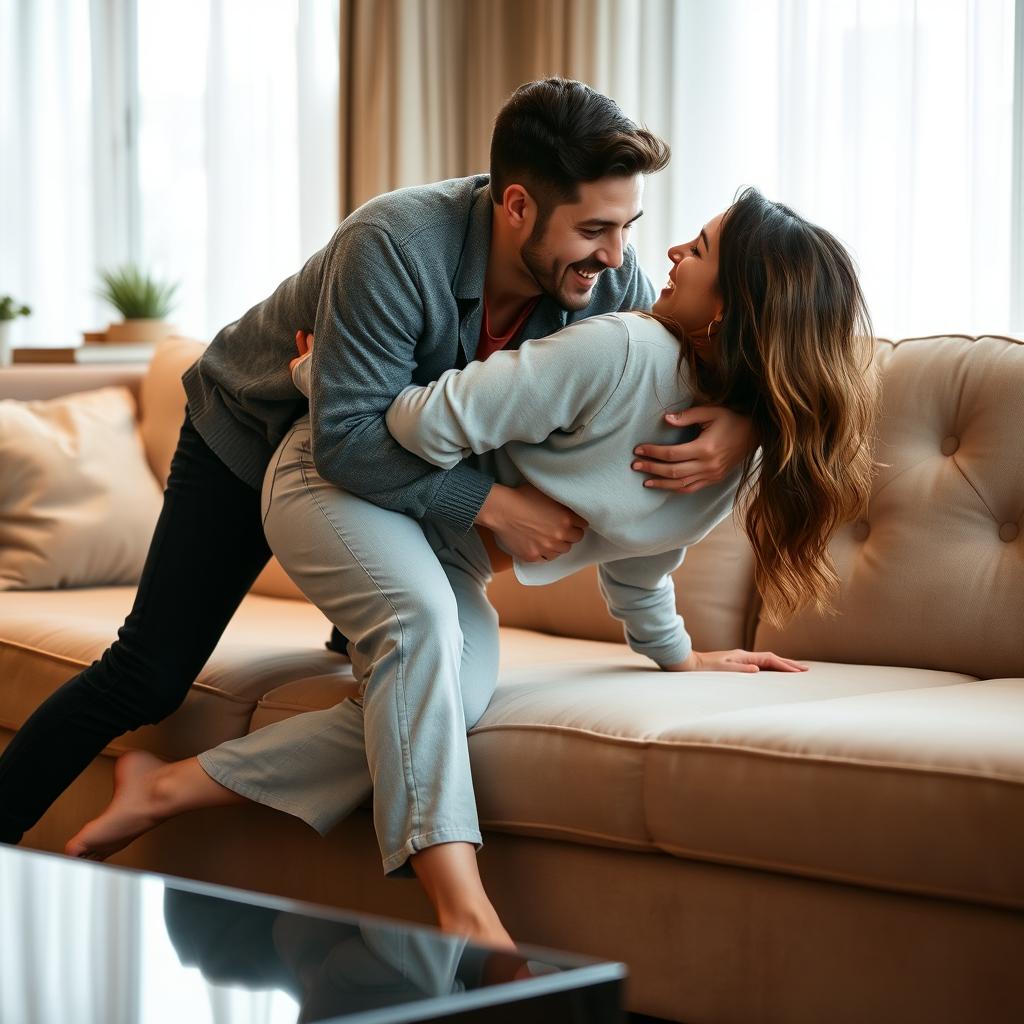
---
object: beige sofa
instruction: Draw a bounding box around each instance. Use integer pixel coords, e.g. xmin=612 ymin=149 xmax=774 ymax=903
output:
xmin=1 ymin=333 xmax=1022 ymax=1023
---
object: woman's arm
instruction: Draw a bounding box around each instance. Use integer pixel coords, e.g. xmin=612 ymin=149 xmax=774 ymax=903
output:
xmin=599 ymin=551 xmax=810 ymax=673
xmin=384 ymin=315 xmax=631 ymax=468
xmin=597 ymin=550 xmax=693 ymax=668
xmin=291 ymin=330 xmax=590 ymax=563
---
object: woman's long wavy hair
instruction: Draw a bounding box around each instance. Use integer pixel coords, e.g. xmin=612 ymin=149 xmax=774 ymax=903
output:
xmin=655 ymin=187 xmax=882 ymax=629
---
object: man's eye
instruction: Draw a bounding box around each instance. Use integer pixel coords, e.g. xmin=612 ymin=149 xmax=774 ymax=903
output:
xmin=582 ymin=229 xmax=602 ymax=239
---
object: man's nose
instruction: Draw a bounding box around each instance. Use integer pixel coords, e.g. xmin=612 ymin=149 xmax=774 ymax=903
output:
xmin=597 ymin=234 xmax=625 ymax=269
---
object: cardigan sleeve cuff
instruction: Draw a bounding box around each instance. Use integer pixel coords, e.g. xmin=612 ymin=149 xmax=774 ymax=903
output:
xmin=426 ymin=462 xmax=494 ymax=534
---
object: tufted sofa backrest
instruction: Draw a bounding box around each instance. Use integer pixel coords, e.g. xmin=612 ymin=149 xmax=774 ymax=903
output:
xmin=491 ymin=334 xmax=1024 ymax=679
xmin=756 ymin=334 xmax=1024 ymax=679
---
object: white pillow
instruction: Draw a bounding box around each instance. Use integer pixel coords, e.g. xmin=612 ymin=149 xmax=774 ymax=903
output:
xmin=0 ymin=386 xmax=163 ymax=589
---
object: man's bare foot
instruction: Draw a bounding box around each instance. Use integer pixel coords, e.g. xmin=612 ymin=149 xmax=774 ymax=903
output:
xmin=65 ymin=750 xmax=174 ymax=860
xmin=437 ymin=904 xmax=517 ymax=953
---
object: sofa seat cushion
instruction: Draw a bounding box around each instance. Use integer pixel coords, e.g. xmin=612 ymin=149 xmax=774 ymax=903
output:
xmin=463 ymin=641 xmax=1024 ymax=910
xmin=645 ymin=677 xmax=1024 ymax=910
xmin=0 ymin=588 xmax=353 ymax=760
xmin=243 ymin=627 xmax=1016 ymax=908
xmin=251 ymin=675 xmax=363 ymax=730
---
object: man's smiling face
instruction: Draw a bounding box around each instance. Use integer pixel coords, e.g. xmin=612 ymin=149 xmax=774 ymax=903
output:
xmin=520 ymin=175 xmax=645 ymax=311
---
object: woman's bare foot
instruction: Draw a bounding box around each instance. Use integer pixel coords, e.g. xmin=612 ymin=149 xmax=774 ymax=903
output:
xmin=409 ymin=841 xmax=518 ymax=951
xmin=437 ymin=904 xmax=517 ymax=952
xmin=67 ymin=753 xmax=251 ymax=861
xmin=65 ymin=750 xmax=176 ymax=860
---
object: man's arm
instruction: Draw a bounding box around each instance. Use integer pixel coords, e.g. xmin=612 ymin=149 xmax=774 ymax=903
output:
xmin=307 ymin=222 xmax=493 ymax=533
xmin=633 ymin=403 xmax=759 ymax=493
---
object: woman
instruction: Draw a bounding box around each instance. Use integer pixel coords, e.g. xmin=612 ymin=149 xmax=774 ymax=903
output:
xmin=66 ymin=188 xmax=879 ymax=952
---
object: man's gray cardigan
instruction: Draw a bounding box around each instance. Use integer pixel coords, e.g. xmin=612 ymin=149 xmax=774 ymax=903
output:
xmin=183 ymin=174 xmax=655 ymax=533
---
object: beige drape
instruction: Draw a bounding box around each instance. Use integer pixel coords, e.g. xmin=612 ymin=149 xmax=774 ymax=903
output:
xmin=337 ymin=0 xmax=615 ymax=216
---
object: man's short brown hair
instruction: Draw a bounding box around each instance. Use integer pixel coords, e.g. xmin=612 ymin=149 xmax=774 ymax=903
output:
xmin=489 ymin=77 xmax=670 ymax=224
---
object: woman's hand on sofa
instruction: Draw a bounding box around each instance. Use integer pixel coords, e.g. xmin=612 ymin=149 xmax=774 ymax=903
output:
xmin=662 ymin=649 xmax=809 ymax=673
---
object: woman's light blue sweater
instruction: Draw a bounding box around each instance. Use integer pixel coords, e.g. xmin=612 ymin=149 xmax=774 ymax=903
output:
xmin=296 ymin=311 xmax=750 ymax=665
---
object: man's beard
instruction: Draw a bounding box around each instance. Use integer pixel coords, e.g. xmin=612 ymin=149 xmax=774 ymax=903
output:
xmin=520 ymin=227 xmax=601 ymax=312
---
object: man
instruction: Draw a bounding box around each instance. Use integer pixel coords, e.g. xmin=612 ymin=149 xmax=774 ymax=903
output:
xmin=0 ymin=80 xmax=755 ymax=893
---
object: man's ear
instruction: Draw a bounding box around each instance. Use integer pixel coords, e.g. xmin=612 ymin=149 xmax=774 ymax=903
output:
xmin=501 ymin=184 xmax=534 ymax=230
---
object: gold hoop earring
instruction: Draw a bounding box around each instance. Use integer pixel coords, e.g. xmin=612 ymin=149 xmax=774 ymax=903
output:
xmin=706 ymin=318 xmax=720 ymax=341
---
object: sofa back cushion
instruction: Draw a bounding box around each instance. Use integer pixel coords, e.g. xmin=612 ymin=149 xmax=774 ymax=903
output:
xmin=139 ymin=335 xmax=308 ymax=602
xmin=755 ymin=334 xmax=1024 ymax=679
xmin=139 ymin=336 xmax=206 ymax=486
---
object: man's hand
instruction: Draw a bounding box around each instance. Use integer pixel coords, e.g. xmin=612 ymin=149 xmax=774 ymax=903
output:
xmin=632 ymin=406 xmax=757 ymax=493
xmin=290 ymin=329 xmax=314 ymax=373
xmin=475 ymin=483 xmax=587 ymax=563
xmin=661 ymin=649 xmax=809 ymax=672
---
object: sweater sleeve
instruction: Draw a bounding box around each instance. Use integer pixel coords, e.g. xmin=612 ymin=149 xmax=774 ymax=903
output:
xmin=307 ymin=222 xmax=494 ymax=533
xmin=597 ymin=549 xmax=692 ymax=667
xmin=384 ymin=314 xmax=631 ymax=469
xmin=291 ymin=350 xmax=313 ymax=396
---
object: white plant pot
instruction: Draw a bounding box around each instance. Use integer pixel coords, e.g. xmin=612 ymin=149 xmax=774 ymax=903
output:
xmin=104 ymin=319 xmax=176 ymax=344
xmin=0 ymin=320 xmax=12 ymax=368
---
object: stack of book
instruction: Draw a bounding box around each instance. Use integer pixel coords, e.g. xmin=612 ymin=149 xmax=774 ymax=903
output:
xmin=12 ymin=332 xmax=157 ymax=364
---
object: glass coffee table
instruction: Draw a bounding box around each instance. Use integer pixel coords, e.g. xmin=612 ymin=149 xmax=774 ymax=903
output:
xmin=0 ymin=844 xmax=625 ymax=1023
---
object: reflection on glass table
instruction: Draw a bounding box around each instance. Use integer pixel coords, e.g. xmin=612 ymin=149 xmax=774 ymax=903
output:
xmin=0 ymin=844 xmax=625 ymax=1023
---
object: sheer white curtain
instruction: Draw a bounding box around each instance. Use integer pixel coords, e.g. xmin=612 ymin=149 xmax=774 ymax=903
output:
xmin=0 ymin=0 xmax=339 ymax=346
xmin=0 ymin=1 xmax=97 ymax=349
xmin=588 ymin=0 xmax=1018 ymax=339
xmin=135 ymin=0 xmax=340 ymax=339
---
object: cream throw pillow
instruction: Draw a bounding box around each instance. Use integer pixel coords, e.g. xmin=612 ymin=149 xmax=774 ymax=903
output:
xmin=0 ymin=386 xmax=163 ymax=589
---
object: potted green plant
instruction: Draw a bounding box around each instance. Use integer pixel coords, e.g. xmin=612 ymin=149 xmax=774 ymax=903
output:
xmin=0 ymin=295 xmax=31 ymax=367
xmin=97 ymin=265 xmax=181 ymax=344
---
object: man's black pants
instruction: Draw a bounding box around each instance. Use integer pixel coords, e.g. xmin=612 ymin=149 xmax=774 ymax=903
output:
xmin=0 ymin=410 xmax=272 ymax=844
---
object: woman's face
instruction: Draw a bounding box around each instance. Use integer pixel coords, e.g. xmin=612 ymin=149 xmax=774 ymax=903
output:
xmin=651 ymin=210 xmax=726 ymax=352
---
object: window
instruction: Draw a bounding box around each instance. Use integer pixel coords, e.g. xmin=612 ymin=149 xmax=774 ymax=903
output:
xmin=1 ymin=0 xmax=339 ymax=347
xmin=620 ymin=0 xmax=1021 ymax=339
